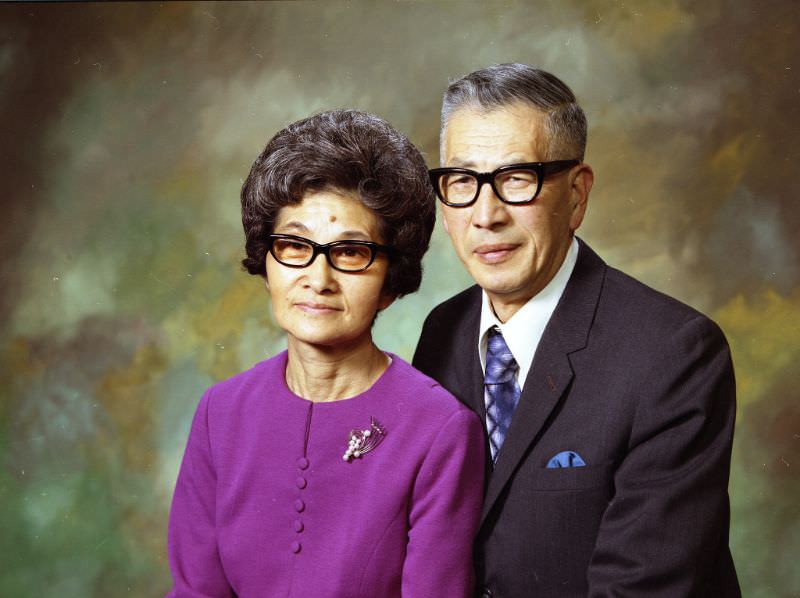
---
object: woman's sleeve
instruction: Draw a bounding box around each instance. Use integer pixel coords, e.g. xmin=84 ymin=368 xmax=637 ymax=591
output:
xmin=402 ymin=407 xmax=486 ymax=598
xmin=166 ymin=389 xmax=234 ymax=598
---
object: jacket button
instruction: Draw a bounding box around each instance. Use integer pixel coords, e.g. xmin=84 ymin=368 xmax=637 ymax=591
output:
xmin=293 ymin=519 xmax=304 ymax=533
xmin=293 ymin=499 xmax=305 ymax=513
xmin=296 ymin=476 xmax=307 ymax=489
xmin=291 ymin=541 xmax=301 ymax=554
xmin=297 ymin=457 xmax=309 ymax=470
xmin=480 ymin=588 xmax=493 ymax=598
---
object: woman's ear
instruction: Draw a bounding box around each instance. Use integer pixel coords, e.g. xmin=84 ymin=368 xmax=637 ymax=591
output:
xmin=377 ymin=290 xmax=397 ymax=311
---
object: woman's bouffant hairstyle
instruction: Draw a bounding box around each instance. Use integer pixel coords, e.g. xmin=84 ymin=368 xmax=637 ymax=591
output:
xmin=241 ymin=109 xmax=436 ymax=297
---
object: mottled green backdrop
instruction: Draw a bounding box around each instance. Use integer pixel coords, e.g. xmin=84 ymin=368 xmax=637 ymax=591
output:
xmin=1 ymin=2 xmax=797 ymax=596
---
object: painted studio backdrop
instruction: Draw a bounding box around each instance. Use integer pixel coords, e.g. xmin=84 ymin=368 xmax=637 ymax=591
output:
xmin=1 ymin=2 xmax=798 ymax=596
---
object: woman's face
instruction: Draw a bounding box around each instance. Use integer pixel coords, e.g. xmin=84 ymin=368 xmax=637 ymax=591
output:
xmin=266 ymin=189 xmax=395 ymax=351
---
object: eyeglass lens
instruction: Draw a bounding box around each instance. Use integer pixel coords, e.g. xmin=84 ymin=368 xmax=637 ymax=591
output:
xmin=271 ymin=237 xmax=374 ymax=271
xmin=439 ymin=167 xmax=539 ymax=204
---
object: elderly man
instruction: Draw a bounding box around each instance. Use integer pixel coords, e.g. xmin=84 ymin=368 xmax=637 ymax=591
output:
xmin=413 ymin=64 xmax=740 ymax=597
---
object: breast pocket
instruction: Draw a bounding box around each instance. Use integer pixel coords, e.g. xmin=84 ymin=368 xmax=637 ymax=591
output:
xmin=526 ymin=461 xmax=615 ymax=492
xmin=492 ymin=461 xmax=616 ymax=586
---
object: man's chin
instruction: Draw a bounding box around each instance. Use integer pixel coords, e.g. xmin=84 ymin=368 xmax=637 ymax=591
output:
xmin=470 ymin=265 xmax=523 ymax=293
xmin=478 ymin=279 xmax=529 ymax=301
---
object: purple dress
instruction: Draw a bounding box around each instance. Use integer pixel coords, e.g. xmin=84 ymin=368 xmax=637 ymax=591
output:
xmin=167 ymin=352 xmax=485 ymax=597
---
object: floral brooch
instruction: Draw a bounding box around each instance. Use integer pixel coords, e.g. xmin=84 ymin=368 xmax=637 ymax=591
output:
xmin=342 ymin=416 xmax=386 ymax=461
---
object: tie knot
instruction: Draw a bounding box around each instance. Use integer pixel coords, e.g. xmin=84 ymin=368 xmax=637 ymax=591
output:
xmin=485 ymin=328 xmax=518 ymax=384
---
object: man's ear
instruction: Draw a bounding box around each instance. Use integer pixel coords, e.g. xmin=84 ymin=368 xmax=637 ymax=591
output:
xmin=568 ymin=163 xmax=594 ymax=231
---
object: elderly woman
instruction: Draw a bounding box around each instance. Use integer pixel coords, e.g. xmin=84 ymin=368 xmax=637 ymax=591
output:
xmin=166 ymin=110 xmax=484 ymax=597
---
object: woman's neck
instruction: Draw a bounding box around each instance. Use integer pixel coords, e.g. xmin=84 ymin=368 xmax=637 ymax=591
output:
xmin=285 ymin=335 xmax=390 ymax=402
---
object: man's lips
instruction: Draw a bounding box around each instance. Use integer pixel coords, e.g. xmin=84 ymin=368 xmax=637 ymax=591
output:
xmin=473 ymin=243 xmax=519 ymax=263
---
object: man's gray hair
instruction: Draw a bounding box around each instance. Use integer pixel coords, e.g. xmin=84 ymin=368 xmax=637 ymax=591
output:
xmin=441 ymin=63 xmax=587 ymax=161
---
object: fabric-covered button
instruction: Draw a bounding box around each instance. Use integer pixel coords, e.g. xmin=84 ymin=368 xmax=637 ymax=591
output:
xmin=296 ymin=476 xmax=307 ymax=489
xmin=293 ymin=499 xmax=305 ymax=513
xmin=294 ymin=520 xmax=304 ymax=533
xmin=296 ymin=457 xmax=309 ymax=470
xmin=291 ymin=541 xmax=301 ymax=554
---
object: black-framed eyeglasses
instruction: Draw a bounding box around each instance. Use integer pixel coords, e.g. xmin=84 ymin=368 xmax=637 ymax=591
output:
xmin=266 ymin=234 xmax=394 ymax=273
xmin=429 ymin=160 xmax=580 ymax=207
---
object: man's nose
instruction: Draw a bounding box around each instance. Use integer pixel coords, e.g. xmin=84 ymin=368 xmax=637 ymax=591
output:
xmin=471 ymin=182 xmax=510 ymax=229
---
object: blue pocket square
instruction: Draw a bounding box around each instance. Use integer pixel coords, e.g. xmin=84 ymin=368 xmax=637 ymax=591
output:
xmin=546 ymin=451 xmax=586 ymax=468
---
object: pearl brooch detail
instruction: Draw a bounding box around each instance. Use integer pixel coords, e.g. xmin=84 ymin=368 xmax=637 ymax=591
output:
xmin=343 ymin=417 xmax=386 ymax=461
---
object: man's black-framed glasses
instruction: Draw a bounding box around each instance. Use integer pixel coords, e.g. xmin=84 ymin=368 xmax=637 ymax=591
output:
xmin=429 ymin=160 xmax=580 ymax=207
xmin=266 ymin=234 xmax=393 ymax=273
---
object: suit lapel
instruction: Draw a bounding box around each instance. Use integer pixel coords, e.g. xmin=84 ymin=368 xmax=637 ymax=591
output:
xmin=480 ymin=239 xmax=607 ymax=525
xmin=451 ymin=287 xmax=487 ymax=420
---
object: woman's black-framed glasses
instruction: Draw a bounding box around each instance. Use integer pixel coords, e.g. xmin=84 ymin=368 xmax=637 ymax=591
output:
xmin=266 ymin=234 xmax=394 ymax=273
xmin=429 ymin=160 xmax=580 ymax=207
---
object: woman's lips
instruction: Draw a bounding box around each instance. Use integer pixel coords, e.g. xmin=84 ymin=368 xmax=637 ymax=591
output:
xmin=474 ymin=243 xmax=518 ymax=264
xmin=295 ymin=302 xmax=341 ymax=314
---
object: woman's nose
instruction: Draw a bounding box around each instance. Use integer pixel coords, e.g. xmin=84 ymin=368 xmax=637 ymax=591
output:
xmin=303 ymin=253 xmax=338 ymax=293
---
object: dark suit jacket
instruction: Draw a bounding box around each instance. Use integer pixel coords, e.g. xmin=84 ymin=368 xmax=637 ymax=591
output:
xmin=413 ymin=239 xmax=740 ymax=598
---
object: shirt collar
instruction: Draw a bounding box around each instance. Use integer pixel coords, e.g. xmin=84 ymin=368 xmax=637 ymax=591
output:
xmin=478 ymin=237 xmax=579 ymax=389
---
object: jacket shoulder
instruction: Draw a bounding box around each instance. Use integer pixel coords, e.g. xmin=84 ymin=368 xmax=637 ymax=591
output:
xmin=602 ymin=265 xmax=720 ymax=331
xmin=390 ymin=355 xmax=475 ymax=415
xmin=422 ymin=285 xmax=481 ymax=326
xmin=428 ymin=284 xmax=481 ymax=317
xmin=200 ymin=353 xmax=284 ymax=416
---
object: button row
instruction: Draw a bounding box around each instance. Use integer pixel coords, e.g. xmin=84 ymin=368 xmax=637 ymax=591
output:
xmin=292 ymin=456 xmax=310 ymax=554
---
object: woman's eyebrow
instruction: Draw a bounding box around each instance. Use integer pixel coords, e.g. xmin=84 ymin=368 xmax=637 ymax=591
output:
xmin=276 ymin=221 xmax=309 ymax=233
xmin=338 ymin=230 xmax=372 ymax=241
xmin=276 ymin=221 xmax=373 ymax=241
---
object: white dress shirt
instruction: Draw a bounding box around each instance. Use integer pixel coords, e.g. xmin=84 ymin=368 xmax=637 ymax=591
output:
xmin=478 ymin=237 xmax=579 ymax=391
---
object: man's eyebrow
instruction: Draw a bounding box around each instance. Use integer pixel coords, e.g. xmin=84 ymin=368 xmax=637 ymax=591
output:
xmin=445 ymin=156 xmax=533 ymax=170
xmin=447 ymin=158 xmax=476 ymax=168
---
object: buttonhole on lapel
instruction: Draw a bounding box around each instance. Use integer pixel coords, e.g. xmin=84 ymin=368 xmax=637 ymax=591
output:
xmin=546 ymin=375 xmax=556 ymax=391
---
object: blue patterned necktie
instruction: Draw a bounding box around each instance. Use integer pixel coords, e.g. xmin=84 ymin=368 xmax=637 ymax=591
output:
xmin=484 ymin=327 xmax=522 ymax=462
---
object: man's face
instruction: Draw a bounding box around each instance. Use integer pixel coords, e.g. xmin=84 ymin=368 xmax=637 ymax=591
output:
xmin=440 ymin=103 xmax=592 ymax=320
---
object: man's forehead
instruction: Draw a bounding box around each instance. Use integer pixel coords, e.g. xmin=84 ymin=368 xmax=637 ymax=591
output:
xmin=442 ymin=103 xmax=549 ymax=166
xmin=448 ymin=101 xmax=546 ymax=122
